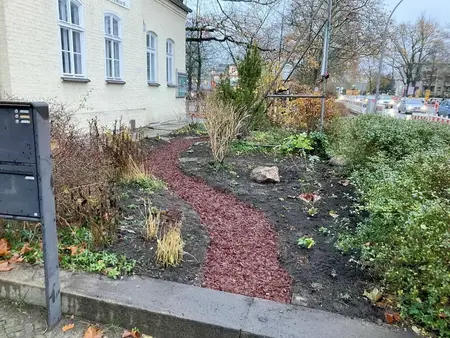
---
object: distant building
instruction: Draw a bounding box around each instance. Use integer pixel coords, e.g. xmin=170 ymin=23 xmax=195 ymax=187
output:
xmin=0 ymin=0 xmax=191 ymax=129
xmin=422 ymin=63 xmax=450 ymax=98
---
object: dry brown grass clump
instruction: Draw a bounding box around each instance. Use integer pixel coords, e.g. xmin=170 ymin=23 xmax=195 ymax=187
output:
xmin=202 ymin=94 xmax=246 ymax=163
xmin=155 ymin=222 xmax=184 ymax=267
xmin=144 ymin=202 xmax=161 ymax=241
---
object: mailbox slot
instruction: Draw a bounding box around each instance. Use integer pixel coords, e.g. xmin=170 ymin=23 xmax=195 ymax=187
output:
xmin=0 ymin=163 xmax=40 ymax=218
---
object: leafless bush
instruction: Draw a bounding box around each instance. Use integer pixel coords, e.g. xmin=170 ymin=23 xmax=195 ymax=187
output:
xmin=202 ymin=94 xmax=247 ymax=163
xmin=89 ymin=119 xmax=144 ymax=180
xmin=51 ymin=105 xmax=119 ymax=246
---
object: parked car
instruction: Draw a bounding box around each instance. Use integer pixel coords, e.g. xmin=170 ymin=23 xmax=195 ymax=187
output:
xmin=398 ymin=98 xmax=427 ymax=114
xmin=437 ymin=99 xmax=450 ymax=118
xmin=377 ymin=95 xmax=395 ymax=108
xmin=429 ymin=97 xmax=443 ymax=104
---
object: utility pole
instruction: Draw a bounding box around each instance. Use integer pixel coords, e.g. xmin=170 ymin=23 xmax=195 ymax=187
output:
xmin=374 ymin=0 xmax=404 ymax=112
xmin=319 ymin=0 xmax=332 ymax=131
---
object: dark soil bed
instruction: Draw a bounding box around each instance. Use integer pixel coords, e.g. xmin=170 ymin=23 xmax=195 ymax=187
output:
xmin=147 ymin=138 xmax=292 ymax=303
xmin=109 ymin=183 xmax=208 ymax=286
xmin=178 ymin=141 xmax=383 ymax=322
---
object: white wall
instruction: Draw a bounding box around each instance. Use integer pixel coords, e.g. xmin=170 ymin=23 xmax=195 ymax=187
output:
xmin=0 ymin=0 xmax=188 ymax=129
xmin=0 ymin=0 xmax=11 ymax=95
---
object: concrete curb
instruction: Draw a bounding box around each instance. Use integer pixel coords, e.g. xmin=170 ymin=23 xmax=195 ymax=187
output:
xmin=0 ymin=266 xmax=414 ymax=338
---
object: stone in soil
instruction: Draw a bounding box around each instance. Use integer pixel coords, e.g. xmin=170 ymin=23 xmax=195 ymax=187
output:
xmin=250 ymin=166 xmax=280 ymax=183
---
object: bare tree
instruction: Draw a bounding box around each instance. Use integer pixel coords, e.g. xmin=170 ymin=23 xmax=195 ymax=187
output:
xmin=285 ymin=0 xmax=388 ymax=86
xmin=387 ymin=14 xmax=441 ymax=95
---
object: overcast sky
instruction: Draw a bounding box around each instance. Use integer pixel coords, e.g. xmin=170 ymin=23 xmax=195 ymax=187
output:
xmin=386 ymin=0 xmax=449 ymax=25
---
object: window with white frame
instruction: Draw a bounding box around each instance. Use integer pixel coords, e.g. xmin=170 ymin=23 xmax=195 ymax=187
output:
xmin=104 ymin=13 xmax=122 ymax=80
xmin=58 ymin=0 xmax=85 ymax=77
xmin=147 ymin=32 xmax=157 ymax=83
xmin=166 ymin=39 xmax=174 ymax=84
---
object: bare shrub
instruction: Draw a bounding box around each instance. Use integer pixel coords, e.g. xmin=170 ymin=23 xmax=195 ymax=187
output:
xmin=268 ymin=85 xmax=345 ymax=131
xmin=202 ymin=94 xmax=246 ymax=163
xmin=51 ymin=105 xmax=119 ymax=246
xmin=89 ymin=119 xmax=144 ymax=180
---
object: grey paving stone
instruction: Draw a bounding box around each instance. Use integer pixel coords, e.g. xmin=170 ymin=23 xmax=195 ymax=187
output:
xmin=0 ymin=299 xmax=127 ymax=338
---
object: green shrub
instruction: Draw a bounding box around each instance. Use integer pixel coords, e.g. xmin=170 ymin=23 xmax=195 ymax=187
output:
xmin=217 ymin=44 xmax=266 ymax=133
xmin=308 ymin=131 xmax=329 ymax=158
xmin=276 ymin=133 xmax=313 ymax=155
xmin=329 ymin=114 xmax=450 ymax=169
xmin=346 ymin=148 xmax=450 ymax=336
xmin=330 ymin=115 xmax=450 ymax=335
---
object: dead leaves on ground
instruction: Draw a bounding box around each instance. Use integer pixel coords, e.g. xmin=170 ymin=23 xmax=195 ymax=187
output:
xmin=0 ymin=239 xmax=34 ymax=272
xmin=122 ymin=328 xmax=152 ymax=338
xmin=0 ymin=238 xmax=10 ymax=257
xmin=363 ymin=287 xmax=383 ymax=303
xmin=83 ymin=326 xmax=103 ymax=338
xmin=62 ymin=323 xmax=75 ymax=332
xmin=384 ymin=311 xmax=401 ymax=324
xmin=0 ymin=261 xmax=14 ymax=272
xmin=298 ymin=193 xmax=321 ymax=203
xmin=20 ymin=243 xmax=33 ymax=255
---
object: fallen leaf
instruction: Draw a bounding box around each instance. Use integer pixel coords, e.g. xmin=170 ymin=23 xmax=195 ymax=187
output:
xmin=385 ymin=312 xmax=394 ymax=324
xmin=338 ymin=179 xmax=350 ymax=186
xmin=83 ymin=326 xmax=103 ymax=338
xmin=298 ymin=193 xmax=321 ymax=203
xmin=122 ymin=329 xmax=141 ymax=338
xmin=62 ymin=323 xmax=75 ymax=332
xmin=363 ymin=288 xmax=383 ymax=303
xmin=438 ymin=312 xmax=447 ymax=319
xmin=0 ymin=261 xmax=14 ymax=272
xmin=66 ymin=245 xmax=84 ymax=256
xmin=8 ymin=254 xmax=24 ymax=264
xmin=0 ymin=239 xmax=10 ymax=257
xmin=20 ymin=243 xmax=33 ymax=255
xmin=393 ymin=312 xmax=401 ymax=322
xmin=411 ymin=326 xmax=421 ymax=334
xmin=384 ymin=311 xmax=400 ymax=324
xmin=329 ymin=210 xmax=339 ymax=218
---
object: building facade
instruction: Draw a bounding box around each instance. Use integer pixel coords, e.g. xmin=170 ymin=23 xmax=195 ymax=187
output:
xmin=0 ymin=0 xmax=190 ymax=128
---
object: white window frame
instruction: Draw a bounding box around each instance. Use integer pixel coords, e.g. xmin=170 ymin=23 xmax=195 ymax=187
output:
xmin=58 ymin=0 xmax=86 ymax=78
xmin=166 ymin=39 xmax=175 ymax=85
xmin=104 ymin=13 xmax=123 ymax=80
xmin=147 ymin=32 xmax=157 ymax=84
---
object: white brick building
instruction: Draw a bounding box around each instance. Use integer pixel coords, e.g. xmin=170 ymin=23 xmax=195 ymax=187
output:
xmin=0 ymin=0 xmax=190 ymax=128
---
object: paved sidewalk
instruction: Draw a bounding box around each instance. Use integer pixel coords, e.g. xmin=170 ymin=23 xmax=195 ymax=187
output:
xmin=0 ymin=299 xmax=124 ymax=338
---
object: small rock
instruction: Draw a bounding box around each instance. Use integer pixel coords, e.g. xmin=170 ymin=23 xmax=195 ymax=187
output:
xmin=250 ymin=166 xmax=280 ymax=183
xmin=329 ymin=156 xmax=347 ymax=166
xmin=311 ymin=282 xmax=323 ymax=291
xmin=292 ymin=294 xmax=308 ymax=306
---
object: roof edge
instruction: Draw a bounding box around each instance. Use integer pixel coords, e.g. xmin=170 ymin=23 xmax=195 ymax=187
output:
xmin=168 ymin=0 xmax=192 ymax=13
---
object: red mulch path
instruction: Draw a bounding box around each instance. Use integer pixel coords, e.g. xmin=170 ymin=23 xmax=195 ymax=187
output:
xmin=147 ymin=138 xmax=292 ymax=303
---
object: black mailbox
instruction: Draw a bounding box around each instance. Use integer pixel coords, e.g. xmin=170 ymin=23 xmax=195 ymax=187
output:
xmin=0 ymin=101 xmax=61 ymax=327
xmin=0 ymin=102 xmax=48 ymax=220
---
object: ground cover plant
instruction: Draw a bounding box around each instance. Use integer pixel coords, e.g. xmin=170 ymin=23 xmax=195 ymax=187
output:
xmin=329 ymin=114 xmax=450 ymax=336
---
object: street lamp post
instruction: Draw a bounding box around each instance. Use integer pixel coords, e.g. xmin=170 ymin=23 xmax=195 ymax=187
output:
xmin=319 ymin=0 xmax=333 ymax=131
xmin=374 ymin=0 xmax=404 ymax=112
